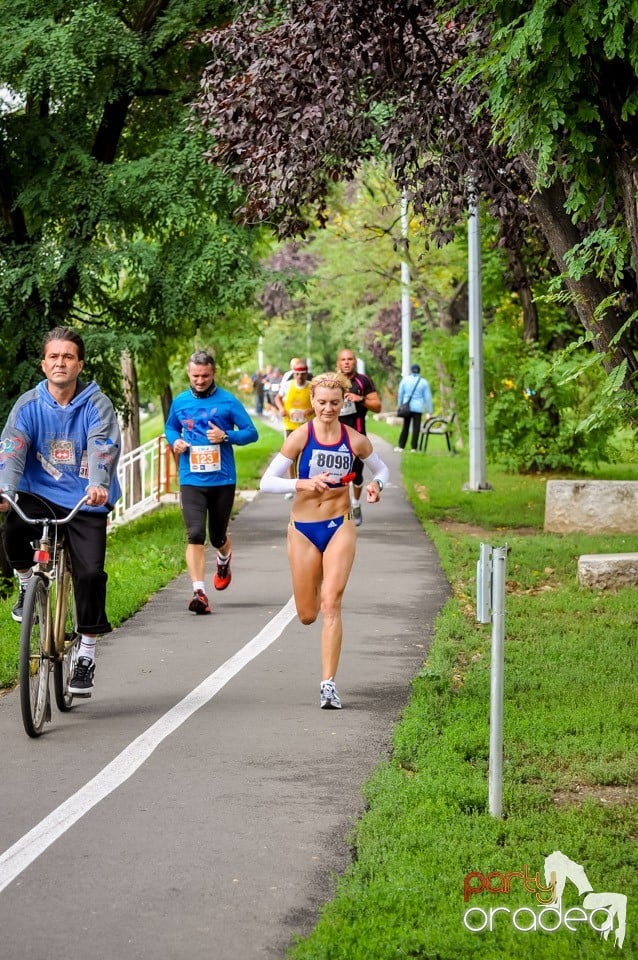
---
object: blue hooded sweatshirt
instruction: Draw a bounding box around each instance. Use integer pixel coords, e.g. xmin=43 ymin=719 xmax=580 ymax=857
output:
xmin=0 ymin=379 xmax=121 ymax=512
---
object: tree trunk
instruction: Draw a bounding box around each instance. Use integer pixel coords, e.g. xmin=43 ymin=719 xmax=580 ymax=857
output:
xmin=613 ymin=149 xmax=638 ymax=275
xmin=508 ymin=251 xmax=539 ymax=342
xmin=120 ymin=352 xmax=141 ymax=454
xmin=442 ymin=280 xmax=467 ymax=333
xmin=528 ymin=177 xmax=638 ymax=391
xmin=159 ymin=385 xmax=172 ymax=423
xmin=120 ymin=351 xmax=142 ymax=505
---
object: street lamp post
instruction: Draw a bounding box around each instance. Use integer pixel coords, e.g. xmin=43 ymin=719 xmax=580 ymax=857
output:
xmin=400 ymin=191 xmax=411 ymax=377
xmin=464 ymin=183 xmax=491 ymax=492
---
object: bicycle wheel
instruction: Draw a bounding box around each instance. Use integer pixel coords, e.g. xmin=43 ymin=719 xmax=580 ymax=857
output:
xmin=52 ymin=555 xmax=80 ymax=712
xmin=19 ymin=574 xmax=51 ymax=738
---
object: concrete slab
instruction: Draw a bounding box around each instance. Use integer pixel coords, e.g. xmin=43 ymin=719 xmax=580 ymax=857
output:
xmin=578 ymin=552 xmax=638 ymax=589
xmin=544 ymin=479 xmax=638 ymax=534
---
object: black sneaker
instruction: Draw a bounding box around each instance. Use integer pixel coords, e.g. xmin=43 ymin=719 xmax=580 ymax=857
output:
xmin=11 ymin=583 xmax=28 ymax=623
xmin=68 ymin=656 xmax=95 ymax=697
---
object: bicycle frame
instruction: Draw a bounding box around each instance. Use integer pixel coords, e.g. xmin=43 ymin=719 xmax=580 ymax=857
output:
xmin=2 ymin=493 xmax=87 ymax=651
xmin=1 ymin=493 xmax=89 ymax=735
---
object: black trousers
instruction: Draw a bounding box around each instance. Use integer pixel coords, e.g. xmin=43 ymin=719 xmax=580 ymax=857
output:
xmin=398 ymin=412 xmax=422 ymax=451
xmin=3 ymin=492 xmax=111 ymax=634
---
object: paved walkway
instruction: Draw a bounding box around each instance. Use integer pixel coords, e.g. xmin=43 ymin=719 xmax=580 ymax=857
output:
xmin=0 ymin=436 xmax=450 ymax=960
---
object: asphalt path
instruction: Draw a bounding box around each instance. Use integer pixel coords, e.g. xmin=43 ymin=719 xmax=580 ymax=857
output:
xmin=0 ymin=436 xmax=450 ymax=960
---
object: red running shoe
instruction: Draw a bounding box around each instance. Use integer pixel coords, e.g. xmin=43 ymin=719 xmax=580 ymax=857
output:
xmin=188 ymin=589 xmax=211 ymax=615
xmin=213 ymin=554 xmax=232 ymax=591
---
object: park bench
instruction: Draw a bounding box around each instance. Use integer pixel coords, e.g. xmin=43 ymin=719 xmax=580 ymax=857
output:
xmin=418 ymin=412 xmax=457 ymax=453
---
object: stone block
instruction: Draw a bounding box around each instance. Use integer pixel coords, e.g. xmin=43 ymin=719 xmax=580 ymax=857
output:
xmin=578 ymin=553 xmax=638 ymax=589
xmin=544 ymin=480 xmax=638 ymax=534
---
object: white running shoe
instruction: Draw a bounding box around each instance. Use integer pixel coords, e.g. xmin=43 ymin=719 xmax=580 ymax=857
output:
xmin=320 ymin=678 xmax=342 ymax=709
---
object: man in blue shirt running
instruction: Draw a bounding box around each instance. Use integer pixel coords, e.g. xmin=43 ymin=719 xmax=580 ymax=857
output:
xmin=165 ymin=351 xmax=258 ymax=615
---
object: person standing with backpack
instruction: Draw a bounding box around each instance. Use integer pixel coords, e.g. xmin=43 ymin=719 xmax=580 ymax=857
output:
xmin=395 ymin=364 xmax=433 ymax=453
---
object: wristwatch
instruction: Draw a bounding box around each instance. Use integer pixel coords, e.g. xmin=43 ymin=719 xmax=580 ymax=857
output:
xmin=375 ymin=479 xmax=384 ymax=491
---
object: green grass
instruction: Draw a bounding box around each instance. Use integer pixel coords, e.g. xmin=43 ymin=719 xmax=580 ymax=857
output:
xmin=139 ymin=409 xmax=165 ymax=445
xmin=0 ymin=417 xmax=282 ymax=688
xmin=288 ymin=443 xmax=638 ymax=959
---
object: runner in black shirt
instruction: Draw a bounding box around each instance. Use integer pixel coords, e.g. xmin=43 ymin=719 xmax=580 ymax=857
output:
xmin=336 ymin=349 xmax=382 ymax=526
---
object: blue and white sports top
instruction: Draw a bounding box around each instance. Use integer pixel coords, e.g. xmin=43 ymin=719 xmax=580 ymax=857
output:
xmin=297 ymin=422 xmax=355 ymax=487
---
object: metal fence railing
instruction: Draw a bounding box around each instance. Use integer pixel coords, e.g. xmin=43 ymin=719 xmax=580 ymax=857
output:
xmin=110 ymin=435 xmax=178 ymax=528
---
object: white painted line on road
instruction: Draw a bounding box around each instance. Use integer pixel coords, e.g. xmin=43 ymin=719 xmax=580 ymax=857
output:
xmin=0 ymin=596 xmax=297 ymax=895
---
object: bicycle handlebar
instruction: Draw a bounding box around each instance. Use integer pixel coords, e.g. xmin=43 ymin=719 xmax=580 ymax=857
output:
xmin=0 ymin=493 xmax=90 ymax=526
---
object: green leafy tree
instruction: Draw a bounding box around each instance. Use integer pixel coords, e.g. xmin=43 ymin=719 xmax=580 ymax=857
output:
xmin=450 ymin=0 xmax=638 ymax=410
xmin=0 ymin=0 xmax=262 ymax=423
xmin=438 ymin=293 xmax=618 ymax=472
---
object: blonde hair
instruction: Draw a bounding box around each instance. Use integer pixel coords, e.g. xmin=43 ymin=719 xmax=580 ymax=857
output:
xmin=310 ymin=371 xmax=351 ymax=396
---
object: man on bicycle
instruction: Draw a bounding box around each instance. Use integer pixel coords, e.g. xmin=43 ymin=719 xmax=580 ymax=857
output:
xmin=0 ymin=327 xmax=121 ymax=696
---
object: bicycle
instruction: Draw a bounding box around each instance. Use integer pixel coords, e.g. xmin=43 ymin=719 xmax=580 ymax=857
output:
xmin=1 ymin=493 xmax=88 ymax=738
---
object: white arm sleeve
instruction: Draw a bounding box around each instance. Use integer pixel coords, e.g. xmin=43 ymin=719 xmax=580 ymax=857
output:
xmin=362 ymin=452 xmax=390 ymax=488
xmin=259 ymin=453 xmax=298 ymax=494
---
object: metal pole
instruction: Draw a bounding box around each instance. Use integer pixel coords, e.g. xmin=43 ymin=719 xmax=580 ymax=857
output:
xmin=488 ymin=544 xmax=508 ymax=818
xmin=400 ymin=191 xmax=411 ymax=378
xmin=465 ymin=183 xmax=491 ymax=492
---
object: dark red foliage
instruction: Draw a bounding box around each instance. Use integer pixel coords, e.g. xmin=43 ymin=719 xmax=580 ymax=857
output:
xmin=193 ymin=1 xmax=531 ymax=247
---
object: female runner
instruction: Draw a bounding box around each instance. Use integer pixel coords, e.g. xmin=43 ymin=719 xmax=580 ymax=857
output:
xmin=260 ymin=371 xmax=389 ymax=709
